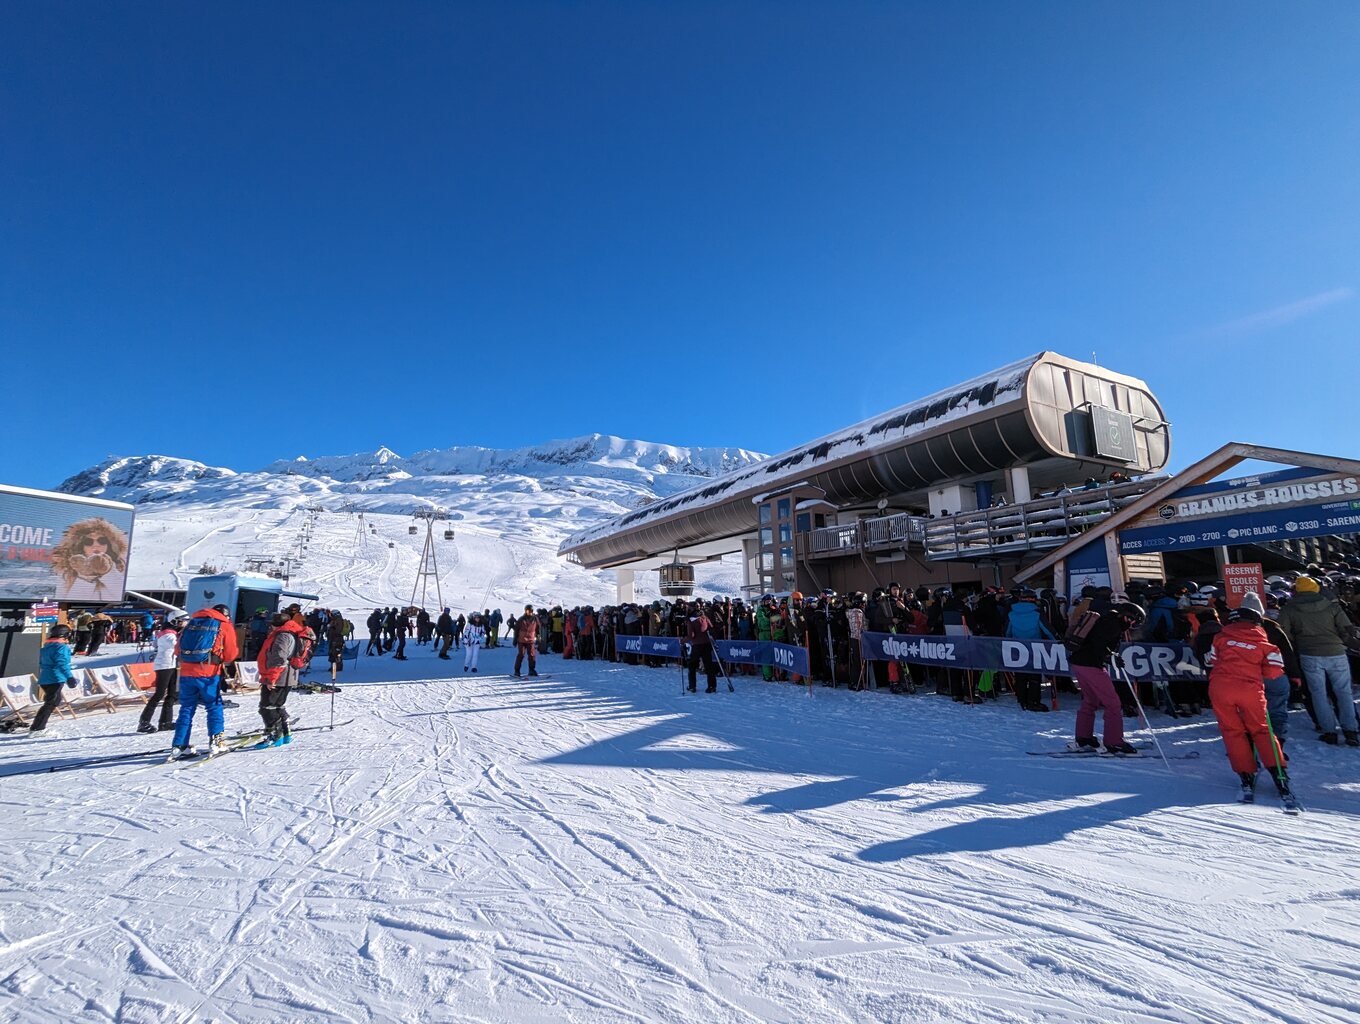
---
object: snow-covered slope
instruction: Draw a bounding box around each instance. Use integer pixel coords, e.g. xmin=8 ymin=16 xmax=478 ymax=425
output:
xmin=55 ymin=435 xmax=766 ymax=611
xmin=3 ymin=651 xmax=1357 ymax=1023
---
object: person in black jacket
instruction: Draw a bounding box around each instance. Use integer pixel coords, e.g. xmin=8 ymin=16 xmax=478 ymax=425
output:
xmin=365 ymin=609 xmax=384 ymax=656
xmin=436 ymin=608 xmax=455 ymax=659
xmin=1069 ymin=601 xmax=1146 ymax=754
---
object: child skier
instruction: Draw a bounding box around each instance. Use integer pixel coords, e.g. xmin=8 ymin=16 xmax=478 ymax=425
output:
xmin=1205 ymin=591 xmax=1297 ymax=810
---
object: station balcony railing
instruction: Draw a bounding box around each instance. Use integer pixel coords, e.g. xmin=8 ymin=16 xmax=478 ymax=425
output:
xmin=798 ymin=477 xmax=1166 ymax=562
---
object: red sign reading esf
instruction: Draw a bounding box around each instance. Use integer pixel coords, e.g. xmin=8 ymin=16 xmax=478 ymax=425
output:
xmin=1223 ymin=563 xmax=1265 ymax=610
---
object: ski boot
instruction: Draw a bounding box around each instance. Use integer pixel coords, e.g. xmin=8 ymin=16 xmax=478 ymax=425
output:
xmin=136 ymin=722 xmax=156 ymax=734
xmin=1320 ymin=732 xmax=1339 ymax=745
xmin=1346 ymin=731 xmax=1359 ymax=748
xmin=1070 ymin=736 xmax=1101 ymax=752
xmin=167 ymin=745 xmax=197 ymax=762
xmin=1272 ymin=771 xmax=1300 ymax=814
xmin=1237 ymin=771 xmax=1257 ymax=804
xmin=208 ymin=733 xmax=229 ymax=757
xmin=1103 ymin=741 xmax=1141 ymax=756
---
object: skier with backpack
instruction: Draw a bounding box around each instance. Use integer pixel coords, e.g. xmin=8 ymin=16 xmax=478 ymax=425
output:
xmin=169 ymin=604 xmax=239 ymax=760
xmin=255 ymin=612 xmax=314 ymax=747
xmin=1066 ymin=599 xmax=1145 ymax=755
xmin=1205 ymin=591 xmax=1297 ymax=809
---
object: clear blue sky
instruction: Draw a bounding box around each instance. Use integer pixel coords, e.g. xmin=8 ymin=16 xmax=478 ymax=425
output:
xmin=3 ymin=1 xmax=1357 ymax=489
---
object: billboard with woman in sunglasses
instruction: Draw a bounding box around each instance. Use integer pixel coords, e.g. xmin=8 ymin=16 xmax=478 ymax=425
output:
xmin=0 ymin=485 xmax=136 ymax=604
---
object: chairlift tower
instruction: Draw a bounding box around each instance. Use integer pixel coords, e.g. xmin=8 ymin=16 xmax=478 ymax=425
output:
xmin=409 ymin=508 xmax=453 ymax=610
xmin=352 ymin=511 xmax=369 ymax=552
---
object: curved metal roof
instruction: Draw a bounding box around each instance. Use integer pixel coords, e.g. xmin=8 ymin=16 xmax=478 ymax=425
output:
xmin=562 ymin=352 xmax=1170 ymax=569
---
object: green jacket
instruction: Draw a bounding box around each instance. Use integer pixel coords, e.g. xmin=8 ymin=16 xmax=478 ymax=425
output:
xmin=755 ymin=607 xmax=773 ymax=640
xmin=1278 ymin=592 xmax=1353 ymax=657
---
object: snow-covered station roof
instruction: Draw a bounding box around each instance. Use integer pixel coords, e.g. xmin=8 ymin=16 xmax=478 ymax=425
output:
xmin=561 ymin=352 xmax=1170 ymax=570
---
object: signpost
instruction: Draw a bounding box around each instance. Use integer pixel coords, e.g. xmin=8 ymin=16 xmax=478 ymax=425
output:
xmin=30 ymin=602 xmax=58 ymax=623
xmin=1223 ymin=563 xmax=1265 ymax=610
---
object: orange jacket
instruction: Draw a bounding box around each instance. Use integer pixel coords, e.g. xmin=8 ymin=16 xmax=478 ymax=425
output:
xmin=1206 ymin=621 xmax=1284 ymax=687
xmin=178 ymin=608 xmax=240 ymax=678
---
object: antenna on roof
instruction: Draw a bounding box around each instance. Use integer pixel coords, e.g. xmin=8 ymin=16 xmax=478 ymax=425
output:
xmin=1091 ymin=350 xmax=1099 ymax=366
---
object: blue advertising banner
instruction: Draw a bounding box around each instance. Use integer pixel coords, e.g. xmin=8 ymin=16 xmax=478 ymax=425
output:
xmin=617 ymin=634 xmax=683 ymax=659
xmin=619 ymin=635 xmax=813 ymax=676
xmin=768 ymin=642 xmax=810 ymax=678
xmin=858 ymin=632 xmax=1201 ymax=682
xmin=712 ymin=639 xmax=771 ymax=666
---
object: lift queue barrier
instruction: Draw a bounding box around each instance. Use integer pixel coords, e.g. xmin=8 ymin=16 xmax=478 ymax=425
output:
xmin=857 ymin=631 xmax=1201 ymax=682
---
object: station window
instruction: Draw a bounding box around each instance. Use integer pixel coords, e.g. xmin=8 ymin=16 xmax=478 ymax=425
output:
xmin=794 ymin=514 xmax=809 ymax=534
xmin=777 ymin=498 xmax=791 ymax=519
xmin=760 ymin=527 xmax=772 ymax=547
xmin=780 ymin=523 xmax=793 ymax=542
xmin=779 ymin=545 xmax=794 ymax=566
xmin=760 ymin=552 xmax=774 ymax=571
xmin=759 ymin=504 xmax=772 ymax=525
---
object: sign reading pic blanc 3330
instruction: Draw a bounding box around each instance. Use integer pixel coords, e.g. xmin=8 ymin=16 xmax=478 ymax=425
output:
xmin=1119 ymin=468 xmax=1360 ymax=554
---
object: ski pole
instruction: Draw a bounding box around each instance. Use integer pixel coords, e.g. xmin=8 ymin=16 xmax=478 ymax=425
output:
xmin=1261 ymin=691 xmax=1291 ymax=796
xmin=1111 ymin=655 xmax=1173 ymax=771
xmin=705 ymin=631 xmax=735 ymax=692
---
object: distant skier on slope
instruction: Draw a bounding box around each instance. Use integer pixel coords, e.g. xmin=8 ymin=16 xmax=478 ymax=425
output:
xmin=513 ymin=604 xmax=541 ymax=678
xmin=1205 ymin=592 xmax=1297 ymax=808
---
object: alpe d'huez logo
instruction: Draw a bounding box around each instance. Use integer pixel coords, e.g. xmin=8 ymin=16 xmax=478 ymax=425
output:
xmin=880 ymin=637 xmax=956 ymax=660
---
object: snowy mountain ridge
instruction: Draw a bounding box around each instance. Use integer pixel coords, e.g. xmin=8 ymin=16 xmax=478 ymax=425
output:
xmin=60 ymin=434 xmax=765 ymax=503
xmin=53 ymin=434 xmax=765 ymax=607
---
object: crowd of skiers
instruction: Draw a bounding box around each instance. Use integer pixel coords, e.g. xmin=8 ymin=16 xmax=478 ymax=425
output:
xmin=23 ymin=560 xmax=1356 ymax=803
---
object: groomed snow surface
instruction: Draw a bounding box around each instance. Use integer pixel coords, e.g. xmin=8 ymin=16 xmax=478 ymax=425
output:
xmin=2 ymin=646 xmax=1358 ymax=1024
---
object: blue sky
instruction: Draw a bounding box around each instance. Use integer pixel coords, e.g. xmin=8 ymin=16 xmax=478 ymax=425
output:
xmin=3 ymin=1 xmax=1357 ymax=488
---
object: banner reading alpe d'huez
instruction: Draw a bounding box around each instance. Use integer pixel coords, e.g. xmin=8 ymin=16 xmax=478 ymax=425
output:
xmin=0 ymin=486 xmax=137 ymax=604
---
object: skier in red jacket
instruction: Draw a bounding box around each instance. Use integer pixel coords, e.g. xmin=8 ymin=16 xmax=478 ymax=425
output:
xmin=1206 ymin=592 xmax=1296 ymax=809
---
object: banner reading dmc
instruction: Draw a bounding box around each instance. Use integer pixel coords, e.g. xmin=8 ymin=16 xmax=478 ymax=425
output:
xmin=0 ymin=485 xmax=136 ymax=603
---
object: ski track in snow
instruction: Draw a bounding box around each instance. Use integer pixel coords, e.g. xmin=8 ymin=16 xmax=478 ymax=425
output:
xmin=1 ymin=643 xmax=1358 ymax=1024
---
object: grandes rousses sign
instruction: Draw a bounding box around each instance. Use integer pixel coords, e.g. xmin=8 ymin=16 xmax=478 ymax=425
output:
xmin=1119 ymin=467 xmax=1360 ymax=555
xmin=0 ymin=485 xmax=136 ymax=603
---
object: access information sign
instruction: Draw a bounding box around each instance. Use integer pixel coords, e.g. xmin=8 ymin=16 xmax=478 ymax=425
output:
xmin=1119 ymin=467 xmax=1360 ymax=555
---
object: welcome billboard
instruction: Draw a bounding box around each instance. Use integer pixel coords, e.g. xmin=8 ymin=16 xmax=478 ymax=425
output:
xmin=0 ymin=484 xmax=137 ymax=603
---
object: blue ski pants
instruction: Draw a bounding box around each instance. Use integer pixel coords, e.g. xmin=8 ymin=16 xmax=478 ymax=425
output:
xmin=173 ymin=675 xmax=224 ymax=748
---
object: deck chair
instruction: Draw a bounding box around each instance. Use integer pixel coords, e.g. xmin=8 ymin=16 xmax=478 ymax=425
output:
xmin=126 ymin=662 xmax=158 ymax=691
xmin=233 ymin=662 xmax=261 ymax=691
xmin=63 ymin=670 xmax=117 ymax=717
xmin=88 ymin=666 xmax=147 ymax=706
xmin=0 ymin=674 xmax=39 ymax=729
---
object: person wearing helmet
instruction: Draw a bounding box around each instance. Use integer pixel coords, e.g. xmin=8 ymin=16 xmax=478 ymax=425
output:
xmin=1067 ymin=601 xmax=1146 ymax=754
xmin=1205 ymin=593 xmax=1296 ymax=807
xmin=1277 ymin=576 xmax=1358 ymax=745
xmin=138 ymin=615 xmax=184 ymax=733
xmin=28 ymin=624 xmax=78 ymax=735
xmin=168 ymin=604 xmax=239 ymax=759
